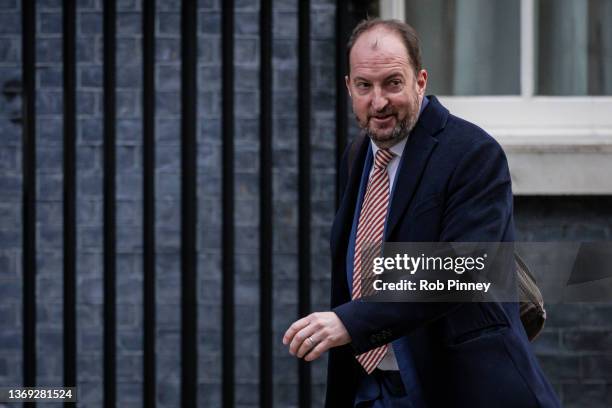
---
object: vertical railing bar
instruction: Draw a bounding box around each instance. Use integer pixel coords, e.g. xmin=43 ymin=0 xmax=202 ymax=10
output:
xmin=298 ymin=1 xmax=312 ymax=407
xmin=335 ymin=0 xmax=349 ymax=208
xmin=103 ymin=0 xmax=117 ymax=406
xmin=180 ymin=0 xmax=198 ymax=406
xmin=221 ymin=0 xmax=235 ymax=406
xmin=62 ymin=1 xmax=77 ymax=406
xmin=259 ymin=0 xmax=273 ymax=406
xmin=22 ymin=1 xmax=37 ymax=407
xmin=142 ymin=0 xmax=156 ymax=407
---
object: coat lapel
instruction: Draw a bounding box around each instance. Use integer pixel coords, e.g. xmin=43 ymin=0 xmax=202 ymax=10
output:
xmin=385 ymin=96 xmax=448 ymax=239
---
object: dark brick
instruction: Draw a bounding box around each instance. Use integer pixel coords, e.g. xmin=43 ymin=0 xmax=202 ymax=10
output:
xmin=199 ymin=12 xmax=220 ymax=34
xmin=198 ymin=36 xmax=221 ymax=65
xmin=311 ymin=40 xmax=334 ymax=65
xmin=563 ymin=383 xmax=612 ymax=408
xmin=234 ymin=66 xmax=259 ymax=90
xmin=116 ymin=64 xmax=142 ymax=88
xmin=116 ymin=355 xmax=141 ymax=381
xmin=77 ymin=146 xmax=102 ymax=170
xmin=37 ymin=146 xmax=62 ymax=172
xmin=0 ymin=146 xmax=17 ymax=170
xmin=198 ymin=91 xmax=220 ymax=118
xmin=158 ymin=0 xmax=181 ymax=11
xmin=117 ymin=118 xmax=143 ymax=143
xmin=582 ymin=354 xmax=612 ymax=379
xmin=39 ymin=12 xmax=62 ymax=34
xmin=234 ymin=38 xmax=258 ymax=64
xmin=0 ymin=303 xmax=16 ymax=325
xmin=39 ymin=65 xmax=62 ymax=87
xmin=310 ymin=8 xmax=335 ymax=39
xmin=273 ymin=91 xmax=298 ymax=117
xmin=117 ymin=12 xmax=141 ymax=35
xmin=38 ymin=0 xmax=61 ymax=9
xmin=78 ymin=225 xmax=103 ymax=250
xmin=546 ymin=303 xmax=612 ymax=328
xmin=563 ymin=330 xmax=612 ymax=352
xmin=273 ymin=11 xmax=297 ymax=39
xmin=37 ymin=173 xmax=63 ymax=200
xmin=117 ymin=90 xmax=141 ymax=116
xmin=37 ymin=223 xmax=63 ymax=250
xmin=159 ymin=12 xmax=180 ymax=35
xmin=235 ymin=305 xmax=259 ymax=332
xmin=155 ymin=227 xmax=180 ymax=252
xmin=36 ymin=90 xmax=63 ymax=114
xmin=117 ymin=330 xmax=142 ymax=352
xmin=273 ymin=67 xmax=297 ymax=90
xmin=76 ymin=90 xmax=98 ymax=115
xmin=78 ymin=118 xmax=103 ymax=145
xmin=76 ymin=36 xmax=100 ymax=63
xmin=0 ymin=12 xmax=20 ymax=34
xmin=77 ymin=171 xmax=103 ymax=198
xmin=117 ymin=38 xmax=142 ymax=64
xmin=79 ymin=12 xmax=102 ymax=35
xmin=116 ymin=145 xmax=138 ymax=169
xmin=156 ymin=91 xmax=181 ymax=116
xmin=156 ymin=38 xmax=181 ymax=62
xmin=537 ymin=354 xmax=581 ymax=382
xmin=0 ymin=0 xmax=18 ymax=9
xmin=158 ymin=64 xmax=181 ymax=91
xmin=0 ymin=173 xmax=20 ymax=199
xmin=0 ymin=38 xmax=20 ymax=62
xmin=235 ymin=12 xmax=259 ymax=35
xmin=0 ymin=252 xmax=17 ymax=278
xmin=198 ymin=0 xmax=220 ymax=10
xmin=117 ymin=0 xmax=138 ymax=10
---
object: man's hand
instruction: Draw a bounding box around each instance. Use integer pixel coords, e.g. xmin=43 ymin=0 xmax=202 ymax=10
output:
xmin=282 ymin=311 xmax=351 ymax=362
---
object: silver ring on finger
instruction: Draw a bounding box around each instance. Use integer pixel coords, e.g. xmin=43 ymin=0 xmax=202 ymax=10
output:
xmin=307 ymin=336 xmax=316 ymax=347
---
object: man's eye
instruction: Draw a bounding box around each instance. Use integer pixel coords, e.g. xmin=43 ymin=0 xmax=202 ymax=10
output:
xmin=390 ymin=80 xmax=402 ymax=86
xmin=356 ymin=82 xmax=370 ymax=89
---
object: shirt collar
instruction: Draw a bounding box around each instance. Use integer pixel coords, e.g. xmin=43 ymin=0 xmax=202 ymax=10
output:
xmin=370 ymin=95 xmax=429 ymax=159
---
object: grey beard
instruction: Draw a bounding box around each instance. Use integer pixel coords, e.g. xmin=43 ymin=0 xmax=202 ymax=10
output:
xmin=359 ymin=96 xmax=422 ymax=149
xmin=362 ymin=110 xmax=418 ymax=149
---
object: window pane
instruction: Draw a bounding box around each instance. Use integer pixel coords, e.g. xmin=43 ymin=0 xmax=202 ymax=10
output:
xmin=403 ymin=0 xmax=521 ymax=95
xmin=537 ymin=0 xmax=612 ymax=95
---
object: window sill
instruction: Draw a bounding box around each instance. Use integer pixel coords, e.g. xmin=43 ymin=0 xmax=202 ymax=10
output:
xmin=439 ymin=96 xmax=612 ymax=195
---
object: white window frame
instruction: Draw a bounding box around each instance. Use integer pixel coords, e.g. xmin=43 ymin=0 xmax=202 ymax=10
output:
xmin=381 ymin=0 xmax=612 ymax=195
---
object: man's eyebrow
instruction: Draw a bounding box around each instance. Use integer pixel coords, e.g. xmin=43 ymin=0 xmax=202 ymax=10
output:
xmin=384 ymin=72 xmax=405 ymax=80
xmin=351 ymin=72 xmax=405 ymax=82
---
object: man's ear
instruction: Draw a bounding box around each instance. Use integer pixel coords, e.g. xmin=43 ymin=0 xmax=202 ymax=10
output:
xmin=417 ymin=69 xmax=428 ymax=96
xmin=345 ymin=75 xmax=352 ymax=97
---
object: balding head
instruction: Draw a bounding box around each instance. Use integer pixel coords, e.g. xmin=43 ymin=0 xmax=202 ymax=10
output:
xmin=346 ymin=18 xmax=422 ymax=76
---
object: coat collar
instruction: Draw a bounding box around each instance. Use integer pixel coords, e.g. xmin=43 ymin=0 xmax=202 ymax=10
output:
xmin=385 ymin=95 xmax=448 ymax=238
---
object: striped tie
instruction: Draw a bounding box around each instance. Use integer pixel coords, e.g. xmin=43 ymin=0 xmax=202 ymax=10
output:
xmin=353 ymin=148 xmax=395 ymax=374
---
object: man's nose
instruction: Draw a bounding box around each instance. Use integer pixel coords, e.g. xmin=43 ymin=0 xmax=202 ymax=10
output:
xmin=371 ymin=88 xmax=389 ymax=112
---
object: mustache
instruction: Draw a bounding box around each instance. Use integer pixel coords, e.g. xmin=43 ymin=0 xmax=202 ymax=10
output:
xmin=368 ymin=109 xmax=397 ymax=119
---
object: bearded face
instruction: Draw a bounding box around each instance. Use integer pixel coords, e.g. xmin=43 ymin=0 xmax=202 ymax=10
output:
xmin=346 ymin=27 xmax=427 ymax=149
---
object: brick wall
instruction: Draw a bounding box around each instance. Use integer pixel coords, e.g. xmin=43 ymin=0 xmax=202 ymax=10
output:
xmin=515 ymin=197 xmax=612 ymax=408
xmin=0 ymin=0 xmax=338 ymax=407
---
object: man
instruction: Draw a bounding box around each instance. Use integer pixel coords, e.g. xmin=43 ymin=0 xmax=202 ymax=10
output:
xmin=283 ymin=19 xmax=560 ymax=407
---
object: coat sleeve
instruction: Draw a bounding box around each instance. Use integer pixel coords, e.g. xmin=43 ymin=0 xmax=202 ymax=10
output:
xmin=333 ymin=136 xmax=515 ymax=354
